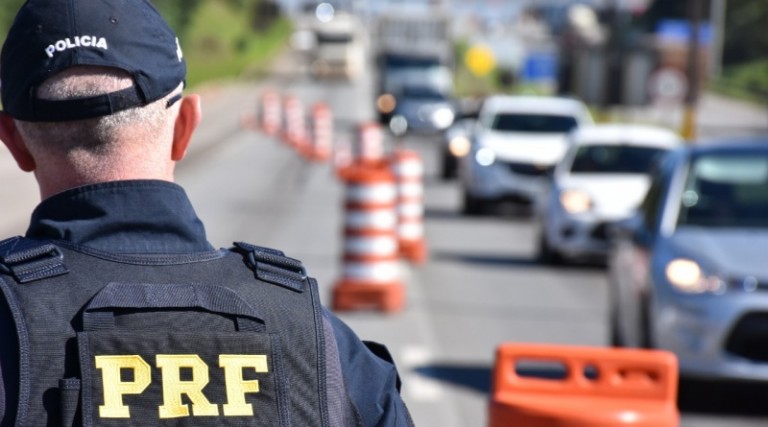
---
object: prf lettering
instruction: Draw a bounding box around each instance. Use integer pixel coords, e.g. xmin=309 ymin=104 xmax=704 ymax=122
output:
xmin=94 ymin=354 xmax=268 ymax=419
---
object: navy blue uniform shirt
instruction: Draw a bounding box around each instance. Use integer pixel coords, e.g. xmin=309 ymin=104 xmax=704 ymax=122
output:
xmin=0 ymin=180 xmax=412 ymax=426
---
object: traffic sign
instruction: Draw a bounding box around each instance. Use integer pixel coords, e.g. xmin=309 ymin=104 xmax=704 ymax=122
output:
xmin=648 ymin=67 xmax=688 ymax=104
xmin=464 ymin=44 xmax=496 ymax=77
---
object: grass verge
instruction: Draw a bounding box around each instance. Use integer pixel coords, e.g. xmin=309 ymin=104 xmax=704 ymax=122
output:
xmin=183 ymin=0 xmax=292 ymax=89
xmin=709 ymin=60 xmax=768 ymax=106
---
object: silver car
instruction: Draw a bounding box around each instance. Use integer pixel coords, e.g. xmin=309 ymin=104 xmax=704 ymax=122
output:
xmin=459 ymin=95 xmax=593 ymax=215
xmin=608 ymin=137 xmax=768 ymax=381
xmin=536 ymin=124 xmax=682 ymax=264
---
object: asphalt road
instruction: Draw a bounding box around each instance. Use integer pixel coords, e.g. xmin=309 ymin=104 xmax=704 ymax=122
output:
xmin=1 ymin=50 xmax=767 ymax=426
xmin=177 ymin=51 xmax=768 ymax=426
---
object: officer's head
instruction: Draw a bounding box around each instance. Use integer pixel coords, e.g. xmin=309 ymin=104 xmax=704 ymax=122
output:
xmin=0 ymin=0 xmax=201 ymax=197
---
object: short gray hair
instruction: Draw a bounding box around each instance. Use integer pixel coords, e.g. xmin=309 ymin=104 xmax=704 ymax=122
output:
xmin=15 ymin=66 xmax=178 ymax=156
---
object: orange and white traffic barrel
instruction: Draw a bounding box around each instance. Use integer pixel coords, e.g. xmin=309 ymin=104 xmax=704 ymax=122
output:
xmin=282 ymin=95 xmax=308 ymax=151
xmin=333 ymin=135 xmax=354 ymax=176
xmin=337 ymin=121 xmax=388 ymax=180
xmin=332 ymin=165 xmax=404 ymax=313
xmin=305 ymin=102 xmax=333 ymax=162
xmin=488 ymin=343 xmax=680 ymax=427
xmin=259 ymin=89 xmax=282 ymax=136
xmin=391 ymin=148 xmax=427 ymax=264
xmin=357 ymin=121 xmax=386 ymax=166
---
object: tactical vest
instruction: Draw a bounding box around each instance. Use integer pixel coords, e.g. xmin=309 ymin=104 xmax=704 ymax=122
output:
xmin=0 ymin=237 xmax=337 ymax=427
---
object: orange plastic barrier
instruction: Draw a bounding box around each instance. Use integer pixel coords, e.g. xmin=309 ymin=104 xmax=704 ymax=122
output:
xmin=303 ymin=102 xmax=333 ymax=162
xmin=332 ymin=164 xmax=404 ymax=313
xmin=282 ymin=95 xmax=308 ymax=150
xmin=391 ymin=148 xmax=427 ymax=264
xmin=489 ymin=343 xmax=679 ymax=427
xmin=258 ymin=89 xmax=282 ymax=136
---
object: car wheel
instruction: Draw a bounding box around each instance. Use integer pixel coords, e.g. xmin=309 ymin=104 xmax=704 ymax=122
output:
xmin=440 ymin=152 xmax=457 ymax=180
xmin=609 ymin=306 xmax=625 ymax=347
xmin=462 ymin=192 xmax=485 ymax=216
xmin=640 ymin=293 xmax=655 ymax=348
xmin=537 ymin=231 xmax=563 ymax=265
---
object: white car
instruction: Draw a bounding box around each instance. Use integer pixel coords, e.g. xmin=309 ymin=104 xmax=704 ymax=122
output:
xmin=459 ymin=95 xmax=593 ymax=215
xmin=536 ymin=124 xmax=683 ymax=264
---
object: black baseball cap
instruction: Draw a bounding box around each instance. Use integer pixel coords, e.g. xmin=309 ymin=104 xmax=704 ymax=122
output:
xmin=0 ymin=0 xmax=186 ymax=122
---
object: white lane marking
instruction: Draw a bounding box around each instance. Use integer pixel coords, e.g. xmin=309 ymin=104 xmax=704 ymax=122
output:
xmin=401 ymin=345 xmax=443 ymax=402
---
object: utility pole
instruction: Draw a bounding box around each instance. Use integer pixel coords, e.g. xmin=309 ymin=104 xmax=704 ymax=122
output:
xmin=680 ymin=0 xmax=703 ymax=142
xmin=708 ymin=0 xmax=727 ymax=80
xmin=603 ymin=0 xmax=621 ymax=111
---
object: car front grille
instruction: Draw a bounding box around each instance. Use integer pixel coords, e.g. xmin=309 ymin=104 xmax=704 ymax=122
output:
xmin=725 ymin=312 xmax=768 ymax=362
xmin=502 ymin=161 xmax=551 ymax=177
xmin=589 ymin=222 xmax=610 ymax=241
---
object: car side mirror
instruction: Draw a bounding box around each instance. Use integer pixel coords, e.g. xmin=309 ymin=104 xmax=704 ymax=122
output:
xmin=608 ymin=213 xmax=653 ymax=247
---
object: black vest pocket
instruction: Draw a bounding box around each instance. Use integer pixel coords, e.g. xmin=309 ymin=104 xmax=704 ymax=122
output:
xmin=76 ymin=331 xmax=290 ymax=427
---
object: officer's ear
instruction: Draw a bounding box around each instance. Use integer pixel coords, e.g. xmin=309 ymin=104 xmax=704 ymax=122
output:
xmin=171 ymin=94 xmax=201 ymax=161
xmin=0 ymin=112 xmax=36 ymax=172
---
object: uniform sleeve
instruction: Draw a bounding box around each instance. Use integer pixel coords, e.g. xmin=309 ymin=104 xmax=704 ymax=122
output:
xmin=0 ymin=286 xmax=19 ymax=427
xmin=322 ymin=308 xmax=415 ymax=427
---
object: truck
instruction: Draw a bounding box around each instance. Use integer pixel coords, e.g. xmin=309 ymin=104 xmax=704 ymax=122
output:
xmin=372 ymin=12 xmax=455 ymax=124
xmin=307 ymin=11 xmax=366 ymax=81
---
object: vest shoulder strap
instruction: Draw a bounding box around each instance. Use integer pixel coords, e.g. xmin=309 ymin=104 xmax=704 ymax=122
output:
xmin=231 ymin=241 xmax=307 ymax=292
xmin=0 ymin=236 xmax=69 ymax=283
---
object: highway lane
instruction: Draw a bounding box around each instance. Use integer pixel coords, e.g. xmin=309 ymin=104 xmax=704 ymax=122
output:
xmin=174 ymin=58 xmax=768 ymax=425
xmin=174 ymin=64 xmax=768 ymax=425
xmin=1 ymin=51 xmax=767 ymax=425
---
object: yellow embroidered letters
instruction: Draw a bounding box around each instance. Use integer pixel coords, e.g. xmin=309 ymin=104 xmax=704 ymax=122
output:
xmin=95 ymin=354 xmax=269 ymax=419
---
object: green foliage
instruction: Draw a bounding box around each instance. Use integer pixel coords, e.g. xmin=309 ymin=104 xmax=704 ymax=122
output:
xmin=712 ymin=60 xmax=768 ymax=103
xmin=452 ymin=38 xmax=551 ymax=98
xmin=152 ymin=0 xmax=203 ymax=37
xmin=183 ymin=1 xmax=291 ymax=88
xmin=0 ymin=0 xmax=25 ymax=38
xmin=723 ymin=0 xmax=768 ymax=64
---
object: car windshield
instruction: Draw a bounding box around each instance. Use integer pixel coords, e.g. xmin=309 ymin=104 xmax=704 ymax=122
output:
xmin=401 ymin=86 xmax=446 ymax=100
xmin=491 ymin=113 xmax=578 ymax=133
xmin=570 ymin=145 xmax=667 ymax=174
xmin=678 ymin=153 xmax=768 ymax=228
xmin=316 ymin=33 xmax=354 ymax=44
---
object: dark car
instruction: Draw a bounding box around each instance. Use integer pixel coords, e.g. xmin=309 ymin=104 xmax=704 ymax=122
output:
xmin=390 ymin=85 xmax=457 ymax=134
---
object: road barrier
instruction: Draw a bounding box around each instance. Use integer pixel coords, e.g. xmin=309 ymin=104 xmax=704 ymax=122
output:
xmin=333 ymin=135 xmax=354 ymax=176
xmin=337 ymin=121 xmax=387 ymax=180
xmin=391 ymin=148 xmax=427 ymax=264
xmin=304 ymin=102 xmax=333 ymax=162
xmin=488 ymin=343 xmax=679 ymax=427
xmin=332 ymin=164 xmax=404 ymax=313
xmin=258 ymin=89 xmax=282 ymax=136
xmin=282 ymin=95 xmax=308 ymax=151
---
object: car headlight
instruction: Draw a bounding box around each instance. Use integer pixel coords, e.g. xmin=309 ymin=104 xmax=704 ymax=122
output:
xmin=376 ymin=94 xmax=396 ymax=114
xmin=431 ymin=107 xmax=455 ymax=129
xmin=448 ymin=136 xmax=471 ymax=157
xmin=475 ymin=147 xmax=495 ymax=166
xmin=665 ymin=258 xmax=726 ymax=294
xmin=559 ymin=189 xmax=592 ymax=214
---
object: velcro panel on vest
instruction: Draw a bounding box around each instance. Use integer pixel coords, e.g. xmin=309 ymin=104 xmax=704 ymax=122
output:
xmin=0 ymin=236 xmax=69 ymax=283
xmin=78 ymin=331 xmax=289 ymax=427
xmin=233 ymin=242 xmax=306 ymax=292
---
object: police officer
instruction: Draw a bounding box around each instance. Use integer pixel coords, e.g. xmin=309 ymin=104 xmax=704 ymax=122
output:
xmin=0 ymin=1 xmax=413 ymax=426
